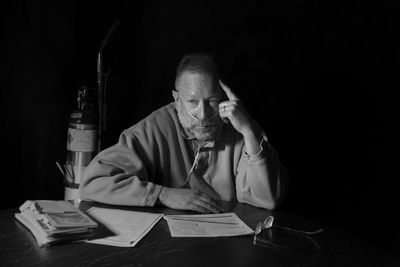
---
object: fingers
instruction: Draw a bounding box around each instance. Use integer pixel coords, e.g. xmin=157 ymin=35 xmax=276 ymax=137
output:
xmin=199 ymin=196 xmax=224 ymax=213
xmin=218 ymin=80 xmax=241 ymax=125
xmin=192 ymin=202 xmax=220 ymax=214
xmin=219 ymin=101 xmax=238 ymax=124
xmin=219 ymin=80 xmax=239 ymax=101
xmin=219 ymin=101 xmax=238 ymax=112
xmin=161 ymin=187 xmax=224 ymax=214
xmin=192 ymin=191 xmax=224 ymax=213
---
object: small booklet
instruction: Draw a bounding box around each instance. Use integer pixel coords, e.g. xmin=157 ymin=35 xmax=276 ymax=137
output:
xmin=15 ymin=200 xmax=98 ymax=247
xmin=85 ymin=207 xmax=164 ymax=247
xmin=163 ymin=213 xmax=254 ymax=237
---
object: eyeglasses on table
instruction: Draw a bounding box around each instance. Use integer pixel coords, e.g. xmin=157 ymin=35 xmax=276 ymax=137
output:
xmin=253 ymin=216 xmax=324 ymax=250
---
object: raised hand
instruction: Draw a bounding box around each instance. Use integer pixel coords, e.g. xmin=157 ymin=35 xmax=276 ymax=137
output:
xmin=218 ymin=80 xmax=254 ymax=136
xmin=218 ymin=80 xmax=265 ymax=155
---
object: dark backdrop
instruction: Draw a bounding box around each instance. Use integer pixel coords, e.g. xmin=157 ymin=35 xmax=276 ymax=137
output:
xmin=2 ymin=0 xmax=399 ymax=259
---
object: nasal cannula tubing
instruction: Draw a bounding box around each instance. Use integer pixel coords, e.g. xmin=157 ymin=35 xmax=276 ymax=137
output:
xmin=177 ymin=98 xmax=219 ymax=187
xmin=179 ymin=99 xmax=220 ymax=122
xmin=179 ymin=141 xmax=207 ymax=188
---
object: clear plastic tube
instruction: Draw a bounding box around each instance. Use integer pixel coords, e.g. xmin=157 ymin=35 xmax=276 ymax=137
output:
xmin=180 ymin=101 xmax=219 ymax=122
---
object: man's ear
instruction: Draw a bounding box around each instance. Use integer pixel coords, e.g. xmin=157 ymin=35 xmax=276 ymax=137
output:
xmin=172 ymin=90 xmax=178 ymax=101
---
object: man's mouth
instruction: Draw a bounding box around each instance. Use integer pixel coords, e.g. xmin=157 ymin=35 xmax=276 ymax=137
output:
xmin=197 ymin=124 xmax=214 ymax=129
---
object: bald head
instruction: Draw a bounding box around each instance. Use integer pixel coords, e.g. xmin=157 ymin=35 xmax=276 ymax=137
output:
xmin=175 ymin=53 xmax=220 ymax=92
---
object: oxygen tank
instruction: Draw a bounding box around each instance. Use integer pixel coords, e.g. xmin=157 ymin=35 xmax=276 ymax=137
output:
xmin=65 ymin=87 xmax=98 ymax=200
xmin=63 ymin=21 xmax=119 ymax=200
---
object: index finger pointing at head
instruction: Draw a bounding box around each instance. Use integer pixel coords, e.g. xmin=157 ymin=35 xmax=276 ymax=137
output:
xmin=219 ymin=80 xmax=239 ymax=101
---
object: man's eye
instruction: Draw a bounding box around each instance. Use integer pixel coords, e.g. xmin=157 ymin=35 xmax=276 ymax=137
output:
xmin=209 ymin=100 xmax=219 ymax=107
xmin=187 ymin=100 xmax=198 ymax=107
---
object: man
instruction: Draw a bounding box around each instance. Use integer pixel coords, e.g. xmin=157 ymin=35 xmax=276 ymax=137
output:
xmin=80 ymin=53 xmax=288 ymax=213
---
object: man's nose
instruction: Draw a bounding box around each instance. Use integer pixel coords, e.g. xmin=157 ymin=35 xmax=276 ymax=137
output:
xmin=196 ymin=102 xmax=212 ymax=121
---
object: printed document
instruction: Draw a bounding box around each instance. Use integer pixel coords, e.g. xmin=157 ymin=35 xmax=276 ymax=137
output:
xmin=163 ymin=213 xmax=254 ymax=237
xmin=86 ymin=208 xmax=163 ymax=247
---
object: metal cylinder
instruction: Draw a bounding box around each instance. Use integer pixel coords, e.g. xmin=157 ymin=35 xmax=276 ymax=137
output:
xmin=65 ymin=110 xmax=97 ymax=200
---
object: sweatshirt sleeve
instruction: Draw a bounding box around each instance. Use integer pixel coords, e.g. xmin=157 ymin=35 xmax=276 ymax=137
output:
xmin=235 ymin=137 xmax=288 ymax=210
xmin=79 ymin=130 xmax=162 ymax=206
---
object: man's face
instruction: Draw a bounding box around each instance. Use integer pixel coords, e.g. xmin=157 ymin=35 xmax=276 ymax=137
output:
xmin=174 ymin=71 xmax=224 ymax=141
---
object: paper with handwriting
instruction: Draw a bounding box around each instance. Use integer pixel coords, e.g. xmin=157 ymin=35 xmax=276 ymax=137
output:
xmin=163 ymin=213 xmax=254 ymax=237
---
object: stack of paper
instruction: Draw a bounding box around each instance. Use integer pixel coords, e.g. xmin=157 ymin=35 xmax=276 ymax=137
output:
xmin=15 ymin=200 xmax=97 ymax=247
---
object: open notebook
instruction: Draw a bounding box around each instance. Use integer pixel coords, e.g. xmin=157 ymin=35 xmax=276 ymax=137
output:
xmin=85 ymin=207 xmax=164 ymax=247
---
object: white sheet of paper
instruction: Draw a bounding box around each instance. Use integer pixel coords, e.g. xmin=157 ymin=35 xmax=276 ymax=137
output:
xmin=163 ymin=213 xmax=254 ymax=237
xmin=86 ymin=208 xmax=163 ymax=247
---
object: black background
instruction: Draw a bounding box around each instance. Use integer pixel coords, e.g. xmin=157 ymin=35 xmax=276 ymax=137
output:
xmin=1 ymin=0 xmax=399 ymax=259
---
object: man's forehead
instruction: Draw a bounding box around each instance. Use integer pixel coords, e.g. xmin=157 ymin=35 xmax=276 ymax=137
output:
xmin=176 ymin=72 xmax=221 ymax=97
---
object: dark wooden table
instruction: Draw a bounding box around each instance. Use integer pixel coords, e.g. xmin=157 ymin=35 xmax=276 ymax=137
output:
xmin=0 ymin=201 xmax=397 ymax=266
